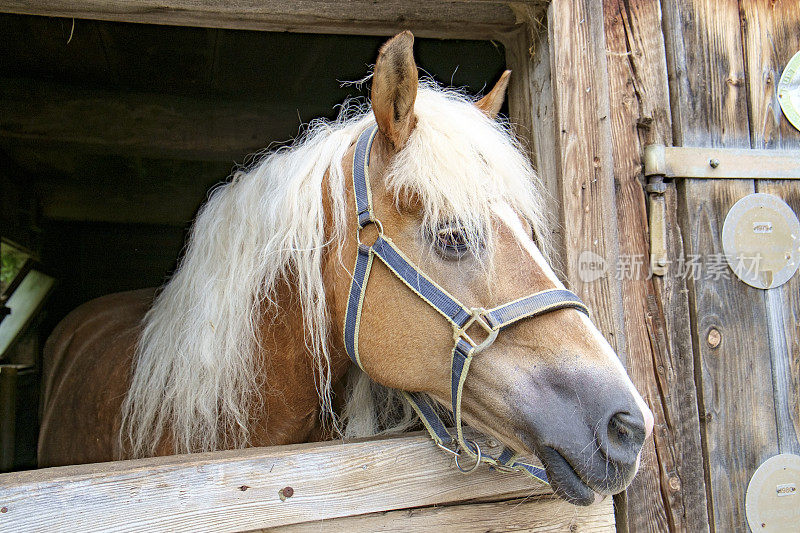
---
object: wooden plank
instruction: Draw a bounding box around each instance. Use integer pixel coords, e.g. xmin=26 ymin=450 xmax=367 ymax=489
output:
xmin=264 ymin=496 xmax=616 ymax=533
xmin=0 ymin=77 xmax=300 ymax=161
xmin=741 ymin=0 xmax=800 ymax=455
xmin=0 ymin=432 xmax=555 ymax=532
xmin=741 ymin=0 xmax=800 ymax=150
xmin=661 ymin=1 xmax=778 ymax=530
xmin=601 ymin=0 xmax=709 ymax=531
xmin=505 ymin=21 xmax=565 ymax=265
xmin=0 ymin=0 xmax=537 ymax=40
xmin=548 ymin=0 xmax=626 ymax=354
xmin=528 ymin=23 xmax=561 ymax=233
xmin=643 ymin=145 xmax=800 ymax=179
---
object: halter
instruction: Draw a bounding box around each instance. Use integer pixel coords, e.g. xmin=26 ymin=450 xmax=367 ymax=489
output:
xmin=343 ymin=125 xmax=590 ymax=482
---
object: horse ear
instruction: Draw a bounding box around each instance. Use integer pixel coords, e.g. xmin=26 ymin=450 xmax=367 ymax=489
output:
xmin=371 ymin=31 xmax=418 ymax=149
xmin=476 ymin=70 xmax=511 ymax=119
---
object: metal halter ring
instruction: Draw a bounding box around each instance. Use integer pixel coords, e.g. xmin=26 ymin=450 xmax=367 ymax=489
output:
xmin=357 ymin=218 xmax=384 ymax=248
xmin=454 ymin=439 xmax=482 ymax=474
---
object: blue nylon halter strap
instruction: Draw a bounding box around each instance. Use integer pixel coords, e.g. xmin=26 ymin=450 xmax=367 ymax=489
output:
xmin=342 ymin=124 xmax=588 ymax=483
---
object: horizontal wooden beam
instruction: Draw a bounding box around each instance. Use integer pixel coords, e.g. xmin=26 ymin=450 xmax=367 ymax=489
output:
xmin=0 ymin=1 xmax=545 ymax=40
xmin=0 ymin=431 xmax=561 ymax=532
xmin=644 ymin=144 xmax=800 ymax=179
xmin=269 ymin=495 xmax=615 ymax=532
xmin=0 ymin=77 xmax=300 ymax=161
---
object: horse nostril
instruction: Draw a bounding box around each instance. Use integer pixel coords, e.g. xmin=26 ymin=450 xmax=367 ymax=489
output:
xmin=599 ymin=411 xmax=646 ymax=465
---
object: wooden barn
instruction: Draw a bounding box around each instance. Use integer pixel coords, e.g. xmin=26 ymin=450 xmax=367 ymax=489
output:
xmin=1 ymin=0 xmax=799 ymax=531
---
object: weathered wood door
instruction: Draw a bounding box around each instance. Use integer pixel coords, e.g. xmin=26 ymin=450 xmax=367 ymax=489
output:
xmin=661 ymin=1 xmax=800 ymax=531
xmin=600 ymin=1 xmax=800 ymax=531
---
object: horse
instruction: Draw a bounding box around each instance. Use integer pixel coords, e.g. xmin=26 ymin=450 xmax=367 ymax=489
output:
xmin=38 ymin=31 xmax=653 ymax=506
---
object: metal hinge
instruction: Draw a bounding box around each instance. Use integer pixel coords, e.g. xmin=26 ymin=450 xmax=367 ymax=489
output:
xmin=643 ymin=144 xmax=800 ymax=276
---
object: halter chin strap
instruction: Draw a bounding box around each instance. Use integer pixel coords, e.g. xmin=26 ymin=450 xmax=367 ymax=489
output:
xmin=343 ymin=124 xmax=590 ymax=483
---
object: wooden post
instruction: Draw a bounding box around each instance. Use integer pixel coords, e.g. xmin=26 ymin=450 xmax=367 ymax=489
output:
xmin=545 ymin=0 xmax=627 ymax=354
xmin=601 ymin=0 xmax=710 ymax=530
xmin=504 ymin=16 xmax=565 ymax=266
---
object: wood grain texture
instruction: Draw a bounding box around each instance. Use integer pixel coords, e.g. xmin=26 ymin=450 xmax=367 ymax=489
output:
xmin=741 ymin=0 xmax=800 ymax=457
xmin=0 ymin=0 xmax=535 ymax=40
xmin=549 ymin=0 xmax=626 ymax=354
xmin=602 ymin=0 xmax=709 ymax=531
xmin=0 ymin=432 xmax=557 ymax=532
xmin=505 ymin=20 xmax=566 ymax=269
xmin=661 ymin=1 xmax=779 ymax=530
xmin=264 ymin=496 xmax=615 ymax=532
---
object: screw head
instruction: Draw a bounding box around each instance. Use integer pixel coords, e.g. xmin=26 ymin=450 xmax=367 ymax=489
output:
xmin=709 ymin=158 xmax=720 ymax=168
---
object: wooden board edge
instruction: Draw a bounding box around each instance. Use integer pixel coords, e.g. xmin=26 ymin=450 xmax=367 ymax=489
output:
xmin=261 ymin=494 xmax=616 ymax=533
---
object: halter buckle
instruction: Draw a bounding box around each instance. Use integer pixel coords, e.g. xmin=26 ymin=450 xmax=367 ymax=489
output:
xmin=454 ymin=308 xmax=499 ymax=354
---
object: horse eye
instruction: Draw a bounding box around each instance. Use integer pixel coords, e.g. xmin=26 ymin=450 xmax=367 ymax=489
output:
xmin=434 ymin=226 xmax=471 ymax=258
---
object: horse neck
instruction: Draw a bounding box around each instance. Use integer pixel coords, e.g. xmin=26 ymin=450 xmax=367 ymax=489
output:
xmin=246 ymin=163 xmax=353 ymax=446
xmin=247 ymin=273 xmax=350 ymax=446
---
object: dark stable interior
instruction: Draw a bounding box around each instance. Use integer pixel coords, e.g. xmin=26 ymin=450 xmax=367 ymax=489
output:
xmin=0 ymin=13 xmax=507 ymax=470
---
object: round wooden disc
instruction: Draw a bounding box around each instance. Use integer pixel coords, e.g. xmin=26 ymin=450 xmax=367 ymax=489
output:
xmin=722 ymin=193 xmax=800 ymax=289
xmin=745 ymin=454 xmax=800 ymax=532
xmin=778 ymin=50 xmax=800 ymax=132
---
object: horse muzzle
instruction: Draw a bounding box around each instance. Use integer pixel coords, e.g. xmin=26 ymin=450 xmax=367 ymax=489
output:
xmin=512 ymin=365 xmax=650 ymax=505
xmin=462 ymin=354 xmax=651 ymax=506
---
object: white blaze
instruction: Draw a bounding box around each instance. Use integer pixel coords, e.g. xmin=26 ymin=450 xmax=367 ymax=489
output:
xmin=492 ymin=202 xmax=654 ymax=438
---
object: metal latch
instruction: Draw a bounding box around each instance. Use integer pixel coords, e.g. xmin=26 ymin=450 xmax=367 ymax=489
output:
xmin=642 ymin=144 xmax=800 ymax=276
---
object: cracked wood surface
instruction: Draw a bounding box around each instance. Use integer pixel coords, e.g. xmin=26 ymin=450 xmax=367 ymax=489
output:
xmin=602 ymin=0 xmax=709 ymax=531
xmin=741 ymin=0 xmax=800 ymax=458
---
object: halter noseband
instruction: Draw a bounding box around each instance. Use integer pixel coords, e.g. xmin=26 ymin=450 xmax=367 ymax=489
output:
xmin=343 ymin=125 xmax=589 ymax=482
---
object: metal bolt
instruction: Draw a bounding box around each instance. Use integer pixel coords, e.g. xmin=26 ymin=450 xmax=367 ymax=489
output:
xmin=707 ymin=328 xmax=721 ymax=348
xmin=279 ymin=486 xmax=294 ymax=501
xmin=656 ymin=258 xmax=667 ymax=267
xmin=709 ymin=158 xmax=720 ymax=168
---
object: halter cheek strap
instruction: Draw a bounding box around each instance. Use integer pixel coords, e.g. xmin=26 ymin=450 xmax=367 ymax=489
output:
xmin=343 ymin=124 xmax=590 ymax=482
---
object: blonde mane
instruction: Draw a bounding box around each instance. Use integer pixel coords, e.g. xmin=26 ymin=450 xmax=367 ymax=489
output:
xmin=120 ymin=82 xmax=549 ymax=458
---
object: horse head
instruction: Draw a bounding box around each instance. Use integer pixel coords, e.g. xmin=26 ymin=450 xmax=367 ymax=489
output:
xmin=328 ymin=31 xmax=654 ymax=505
